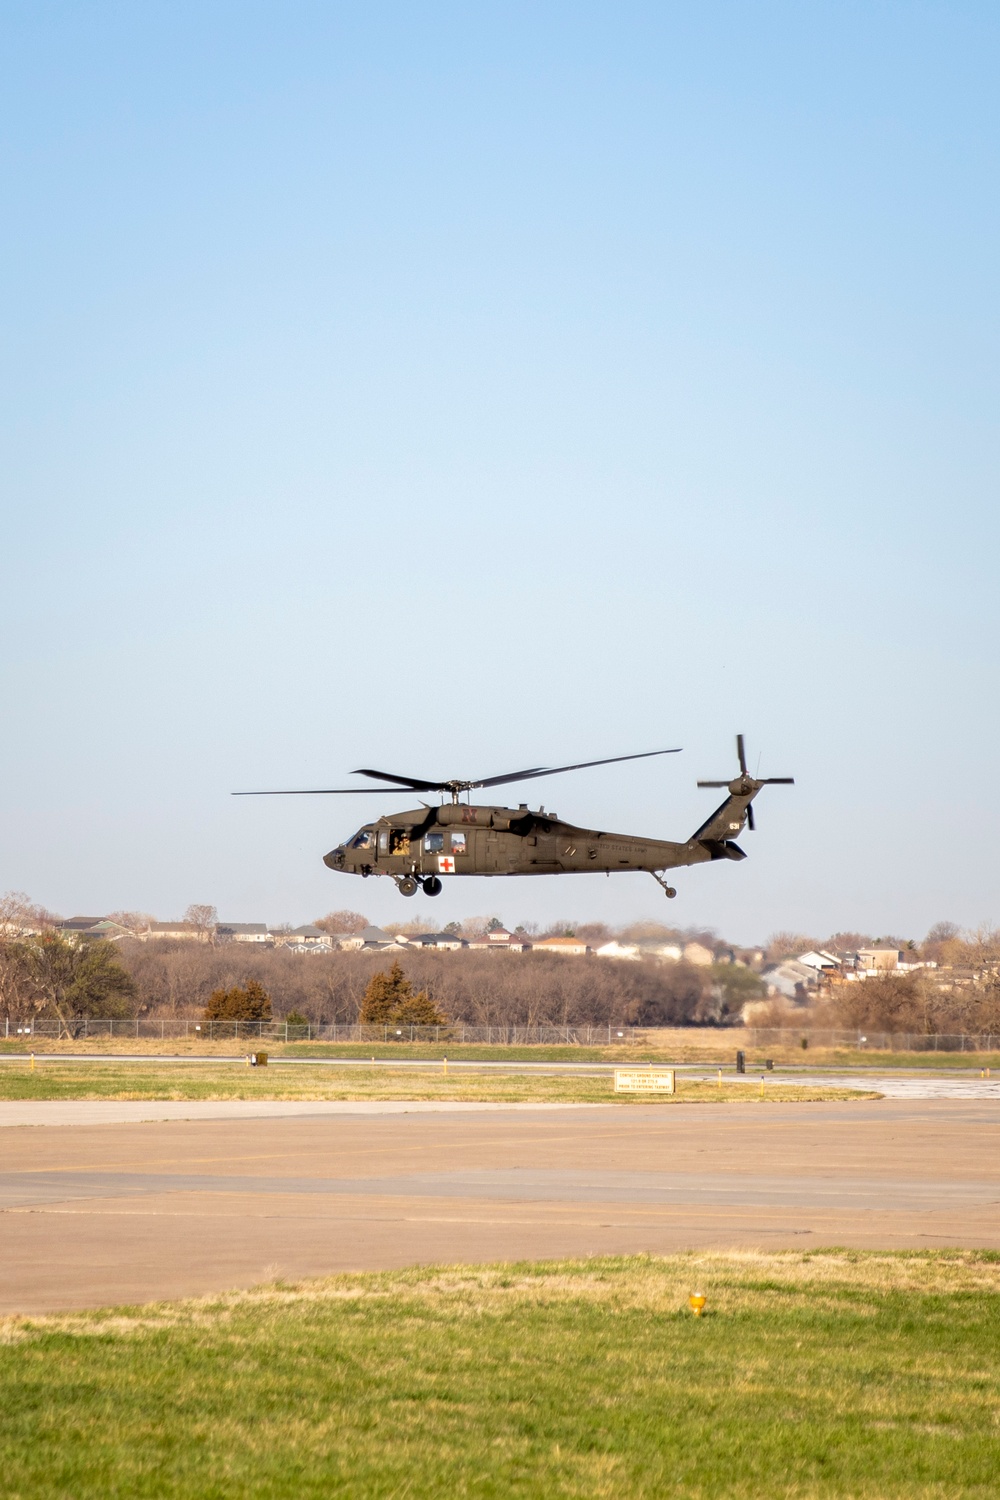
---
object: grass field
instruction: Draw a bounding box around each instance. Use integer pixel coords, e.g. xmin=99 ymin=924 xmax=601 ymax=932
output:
xmin=2 ymin=1034 xmax=997 ymax=1070
xmin=0 ymin=1061 xmax=870 ymax=1104
xmin=2 ymin=1251 xmax=998 ymax=1498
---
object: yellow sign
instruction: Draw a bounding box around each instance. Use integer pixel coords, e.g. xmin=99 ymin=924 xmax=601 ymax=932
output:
xmin=614 ymin=1068 xmax=675 ymax=1093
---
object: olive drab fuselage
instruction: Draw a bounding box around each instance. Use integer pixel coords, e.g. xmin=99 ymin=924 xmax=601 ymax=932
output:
xmin=324 ymin=780 xmax=761 ymax=891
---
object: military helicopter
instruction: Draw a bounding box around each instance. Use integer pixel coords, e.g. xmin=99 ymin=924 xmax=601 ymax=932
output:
xmin=234 ymin=735 xmax=792 ymax=899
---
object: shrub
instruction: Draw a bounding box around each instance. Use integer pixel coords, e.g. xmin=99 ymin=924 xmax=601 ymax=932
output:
xmin=204 ymin=979 xmax=272 ymax=1023
xmin=359 ymin=961 xmax=447 ymax=1026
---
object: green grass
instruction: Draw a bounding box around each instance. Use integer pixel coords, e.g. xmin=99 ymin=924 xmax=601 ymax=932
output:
xmin=0 ymin=1039 xmax=719 ymax=1063
xmin=0 ymin=1061 xmax=869 ymax=1104
xmin=2 ymin=1252 xmax=999 ymax=1497
xmin=805 ymin=1049 xmax=1000 ymax=1071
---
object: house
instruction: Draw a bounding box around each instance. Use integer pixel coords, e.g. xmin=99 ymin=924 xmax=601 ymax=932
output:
xmin=357 ymin=925 xmax=405 ymax=951
xmin=852 ymin=948 xmax=934 ymax=978
xmin=271 ymin=925 xmax=333 ymax=953
xmin=403 ymin=932 xmax=467 ymax=951
xmin=761 ymin=959 xmax=820 ymax=1001
xmin=467 ymin=928 xmax=532 ymax=951
xmin=594 ymin=940 xmax=640 ymax=961
xmin=856 ymin=948 xmax=901 ymax=972
xmin=289 ymin=924 xmax=331 ymax=949
xmin=682 ymin=942 xmax=715 ymax=968
xmin=533 ymin=936 xmax=591 ymax=957
xmin=594 ymin=939 xmax=683 ymax=963
xmin=57 ymin=917 xmax=132 ymax=943
xmin=797 ymin=949 xmax=843 ymax=975
xmin=327 ymin=931 xmax=366 ymax=950
xmin=146 ymin=921 xmax=206 ymax=942
xmin=269 ymin=924 xmax=331 ymax=950
xmin=216 ymin=923 xmax=272 ymax=945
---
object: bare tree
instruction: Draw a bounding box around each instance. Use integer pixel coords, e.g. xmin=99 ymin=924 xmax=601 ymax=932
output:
xmin=106 ymin=910 xmax=154 ymax=937
xmin=765 ymin=931 xmax=820 ymax=962
xmin=0 ymin=891 xmax=56 ymax=939
xmin=315 ymin=910 xmax=369 ymax=936
xmin=925 ymin=921 xmax=961 ymax=946
xmin=184 ymin=904 xmax=218 ymax=942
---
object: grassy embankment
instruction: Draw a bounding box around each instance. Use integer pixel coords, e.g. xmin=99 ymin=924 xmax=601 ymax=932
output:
xmin=2 ymin=1251 xmax=999 ymax=1498
xmin=1 ymin=1033 xmax=996 ymax=1069
xmin=0 ymin=1061 xmax=870 ymax=1104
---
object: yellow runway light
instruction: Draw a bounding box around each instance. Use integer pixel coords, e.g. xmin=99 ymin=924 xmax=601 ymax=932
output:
xmin=689 ymin=1292 xmax=706 ymax=1317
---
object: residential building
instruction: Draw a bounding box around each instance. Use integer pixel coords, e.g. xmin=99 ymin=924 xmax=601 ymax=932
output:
xmin=467 ymin=928 xmax=532 ymax=951
xmin=760 ymin=959 xmax=820 ymax=1001
xmin=683 ymin=941 xmax=714 ymax=968
xmin=289 ymin=924 xmax=332 ymax=948
xmin=357 ymin=925 xmax=405 ymax=951
xmin=594 ymin=939 xmax=683 ymax=963
xmin=533 ymin=936 xmax=591 ymax=957
xmin=146 ymin=921 xmax=206 ymax=942
xmin=268 ymin=924 xmax=331 ymax=950
xmin=857 ymin=947 xmax=901 ymax=972
xmin=216 ymin=923 xmax=272 ymax=945
xmin=402 ymin=932 xmax=467 ymax=951
xmin=57 ymin=917 xmax=131 ymax=943
xmin=797 ymin=949 xmax=843 ymax=975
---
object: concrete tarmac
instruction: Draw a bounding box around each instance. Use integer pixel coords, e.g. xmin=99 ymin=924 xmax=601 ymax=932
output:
xmin=3 ymin=1098 xmax=999 ymax=1315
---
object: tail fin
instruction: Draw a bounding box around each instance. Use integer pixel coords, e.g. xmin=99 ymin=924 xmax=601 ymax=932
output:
xmin=692 ymin=734 xmax=793 ymax=858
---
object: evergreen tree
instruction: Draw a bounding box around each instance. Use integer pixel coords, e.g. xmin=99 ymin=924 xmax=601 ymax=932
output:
xmin=204 ymin=979 xmax=272 ymax=1022
xmin=360 ymin=960 xmax=446 ymax=1025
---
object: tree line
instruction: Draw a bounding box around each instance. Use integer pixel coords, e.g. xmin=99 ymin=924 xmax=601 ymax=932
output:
xmin=0 ymin=933 xmax=759 ymax=1029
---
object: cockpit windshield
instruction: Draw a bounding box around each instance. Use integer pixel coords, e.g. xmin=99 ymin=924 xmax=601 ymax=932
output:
xmin=349 ymin=829 xmax=375 ymax=850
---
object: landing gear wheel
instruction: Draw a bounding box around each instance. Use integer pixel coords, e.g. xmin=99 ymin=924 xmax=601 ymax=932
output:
xmin=397 ymin=876 xmax=419 ymax=897
xmin=664 ymin=886 xmax=677 ymax=899
xmin=423 ymin=876 xmax=443 ymax=897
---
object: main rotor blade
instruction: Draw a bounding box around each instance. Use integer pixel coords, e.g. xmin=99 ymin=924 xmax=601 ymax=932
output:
xmin=469 ymin=765 xmax=546 ymax=789
xmin=696 ymin=780 xmax=731 ymax=788
xmin=746 ymin=803 xmax=755 ymax=832
xmin=760 ymin=777 xmax=795 ymax=784
xmin=473 ymin=748 xmax=681 ymax=790
xmin=352 ymin=767 xmax=447 ymax=792
xmin=736 ymin=734 xmax=748 ymax=775
xmin=232 ymin=787 xmax=422 ymax=796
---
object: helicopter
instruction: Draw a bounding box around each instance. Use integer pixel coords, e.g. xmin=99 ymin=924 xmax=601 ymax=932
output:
xmin=234 ymin=735 xmax=792 ymax=899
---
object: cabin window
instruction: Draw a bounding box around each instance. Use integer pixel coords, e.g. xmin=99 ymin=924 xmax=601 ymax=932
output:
xmin=424 ymin=832 xmax=445 ymax=852
xmin=378 ymin=830 xmax=389 ymax=853
xmin=450 ymin=832 xmax=467 ymax=853
xmin=389 ymin=829 xmax=409 ymax=855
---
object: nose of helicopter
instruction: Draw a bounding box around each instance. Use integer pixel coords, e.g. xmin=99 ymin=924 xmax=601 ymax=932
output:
xmin=323 ymin=846 xmax=346 ymax=870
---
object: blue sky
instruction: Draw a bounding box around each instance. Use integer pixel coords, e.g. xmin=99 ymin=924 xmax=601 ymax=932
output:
xmin=1 ymin=2 xmax=997 ymax=943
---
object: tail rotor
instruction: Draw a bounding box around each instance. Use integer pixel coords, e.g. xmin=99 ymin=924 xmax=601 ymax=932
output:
xmin=697 ymin=734 xmax=794 ymax=831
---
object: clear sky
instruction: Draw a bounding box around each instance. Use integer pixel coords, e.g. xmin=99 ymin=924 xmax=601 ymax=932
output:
xmin=1 ymin=2 xmax=997 ymax=944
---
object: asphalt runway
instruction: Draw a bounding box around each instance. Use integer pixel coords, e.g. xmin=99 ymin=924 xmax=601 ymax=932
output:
xmin=3 ymin=1098 xmax=998 ymax=1315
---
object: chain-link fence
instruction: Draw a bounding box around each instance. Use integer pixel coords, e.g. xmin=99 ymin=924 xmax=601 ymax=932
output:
xmin=1 ymin=1018 xmax=644 ymax=1045
xmin=5 ymin=1017 xmax=1000 ymax=1050
xmin=742 ymin=1028 xmax=1000 ymax=1052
